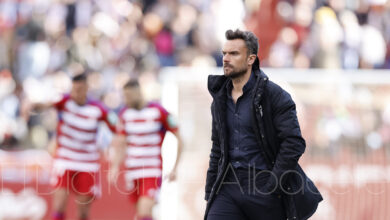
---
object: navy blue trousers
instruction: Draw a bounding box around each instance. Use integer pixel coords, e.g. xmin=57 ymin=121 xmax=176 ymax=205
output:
xmin=207 ymin=167 xmax=286 ymax=220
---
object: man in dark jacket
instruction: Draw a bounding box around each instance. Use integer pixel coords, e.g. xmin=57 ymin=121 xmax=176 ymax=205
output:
xmin=205 ymin=29 xmax=322 ymax=220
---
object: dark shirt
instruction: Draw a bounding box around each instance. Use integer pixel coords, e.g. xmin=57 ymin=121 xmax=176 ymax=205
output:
xmin=226 ymin=72 xmax=267 ymax=170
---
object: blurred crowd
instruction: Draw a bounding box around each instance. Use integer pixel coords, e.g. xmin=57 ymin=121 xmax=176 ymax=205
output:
xmin=0 ymin=0 xmax=390 ymax=150
xmin=301 ymin=93 xmax=390 ymax=157
xmin=0 ymin=0 xmax=241 ymax=149
xmin=248 ymin=0 xmax=390 ymax=68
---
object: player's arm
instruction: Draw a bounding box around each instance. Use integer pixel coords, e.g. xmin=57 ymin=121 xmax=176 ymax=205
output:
xmin=167 ymin=130 xmax=183 ymax=181
xmin=25 ymin=101 xmax=54 ymax=117
xmin=30 ymin=102 xmax=53 ymax=112
xmin=27 ymin=96 xmax=67 ymax=156
xmin=107 ymin=112 xmax=127 ymax=183
xmin=108 ymin=133 xmax=127 ymax=182
xmin=28 ymin=95 xmax=68 ymax=113
xmin=161 ymin=109 xmax=183 ymax=182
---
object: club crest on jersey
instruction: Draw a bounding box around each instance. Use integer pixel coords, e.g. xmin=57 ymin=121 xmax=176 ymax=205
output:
xmin=108 ymin=111 xmax=118 ymax=125
xmin=167 ymin=115 xmax=178 ymax=128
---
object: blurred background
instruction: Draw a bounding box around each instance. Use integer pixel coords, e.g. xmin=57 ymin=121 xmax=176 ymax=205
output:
xmin=0 ymin=0 xmax=390 ymax=219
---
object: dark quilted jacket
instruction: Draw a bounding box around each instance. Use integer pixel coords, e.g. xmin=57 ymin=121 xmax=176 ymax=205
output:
xmin=205 ymin=65 xmax=323 ymax=220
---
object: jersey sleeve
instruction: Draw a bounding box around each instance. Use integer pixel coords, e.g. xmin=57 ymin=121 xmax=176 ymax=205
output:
xmin=159 ymin=105 xmax=179 ymax=133
xmin=99 ymin=105 xmax=118 ymax=133
xmin=53 ymin=95 xmax=69 ymax=110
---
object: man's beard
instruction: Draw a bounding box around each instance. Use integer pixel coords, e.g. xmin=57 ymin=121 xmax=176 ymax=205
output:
xmin=223 ymin=64 xmax=248 ymax=79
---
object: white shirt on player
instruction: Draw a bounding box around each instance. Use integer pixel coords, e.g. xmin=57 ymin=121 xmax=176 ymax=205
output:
xmin=52 ymin=95 xmax=116 ymax=173
xmin=117 ymin=102 xmax=178 ymax=182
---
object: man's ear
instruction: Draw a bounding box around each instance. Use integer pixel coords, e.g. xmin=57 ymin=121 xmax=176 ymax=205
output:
xmin=247 ymin=54 xmax=257 ymax=66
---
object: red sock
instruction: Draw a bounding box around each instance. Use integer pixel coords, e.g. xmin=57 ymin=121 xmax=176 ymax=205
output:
xmin=52 ymin=212 xmax=65 ymax=220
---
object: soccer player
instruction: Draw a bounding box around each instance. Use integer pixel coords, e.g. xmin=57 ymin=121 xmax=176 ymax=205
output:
xmin=109 ymin=79 xmax=183 ymax=220
xmin=32 ymin=73 xmax=116 ymax=220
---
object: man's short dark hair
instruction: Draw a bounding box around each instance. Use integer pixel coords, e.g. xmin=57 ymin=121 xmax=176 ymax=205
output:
xmin=225 ymin=29 xmax=259 ymax=56
xmin=72 ymin=73 xmax=87 ymax=82
xmin=124 ymin=79 xmax=140 ymax=89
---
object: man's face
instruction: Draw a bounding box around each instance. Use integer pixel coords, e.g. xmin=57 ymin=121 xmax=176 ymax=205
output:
xmin=123 ymin=86 xmax=142 ymax=109
xmin=70 ymin=81 xmax=87 ymax=105
xmin=222 ymin=39 xmax=250 ymax=79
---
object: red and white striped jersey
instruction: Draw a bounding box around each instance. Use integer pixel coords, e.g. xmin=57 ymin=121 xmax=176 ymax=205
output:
xmin=117 ymin=102 xmax=178 ymax=181
xmin=53 ymin=95 xmax=116 ymax=173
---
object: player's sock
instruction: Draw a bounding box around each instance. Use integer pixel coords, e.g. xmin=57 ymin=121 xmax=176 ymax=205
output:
xmin=52 ymin=212 xmax=65 ymax=220
xmin=138 ymin=217 xmax=153 ymax=220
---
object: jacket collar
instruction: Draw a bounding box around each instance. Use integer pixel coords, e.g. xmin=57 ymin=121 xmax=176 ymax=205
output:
xmin=225 ymin=71 xmax=256 ymax=95
xmin=208 ymin=68 xmax=268 ymax=99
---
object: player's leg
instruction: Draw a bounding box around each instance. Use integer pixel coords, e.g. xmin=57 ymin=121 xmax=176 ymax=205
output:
xmin=73 ymin=171 xmax=99 ymax=220
xmin=76 ymin=194 xmax=95 ymax=220
xmin=128 ymin=178 xmax=140 ymax=220
xmin=136 ymin=196 xmax=155 ymax=220
xmin=52 ymin=188 xmax=69 ymax=220
xmin=135 ymin=177 xmax=161 ymax=220
xmin=51 ymin=170 xmax=72 ymax=220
